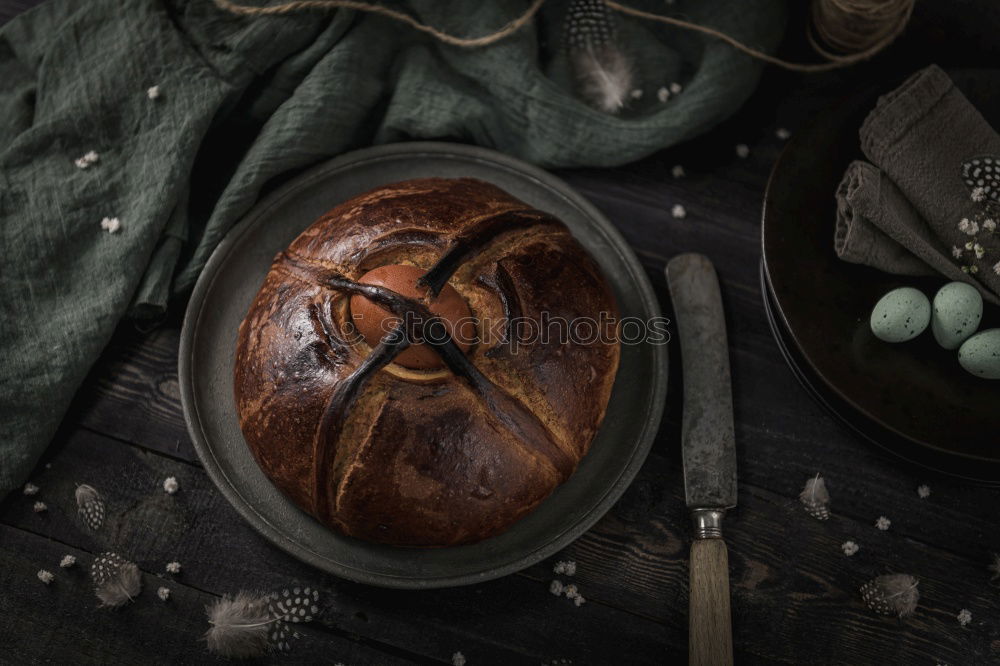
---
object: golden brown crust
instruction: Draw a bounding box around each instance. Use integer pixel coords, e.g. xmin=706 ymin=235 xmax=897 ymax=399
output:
xmin=234 ymin=177 xmax=620 ymax=547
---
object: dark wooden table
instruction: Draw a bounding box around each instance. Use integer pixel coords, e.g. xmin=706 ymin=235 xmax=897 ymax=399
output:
xmin=3 ymin=2 xmax=1000 ymax=664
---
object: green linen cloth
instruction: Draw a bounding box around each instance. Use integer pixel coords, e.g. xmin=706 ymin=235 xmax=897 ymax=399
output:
xmin=0 ymin=0 xmax=783 ymax=494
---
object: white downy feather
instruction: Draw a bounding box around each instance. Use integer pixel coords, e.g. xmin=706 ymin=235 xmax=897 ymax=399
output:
xmin=205 ymin=592 xmax=272 ymax=658
xmin=573 ymin=43 xmax=633 ymax=114
xmin=799 ymin=473 xmax=831 ymax=520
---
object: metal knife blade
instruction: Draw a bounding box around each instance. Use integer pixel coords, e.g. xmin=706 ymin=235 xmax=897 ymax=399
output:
xmin=666 ymin=253 xmax=737 ymax=512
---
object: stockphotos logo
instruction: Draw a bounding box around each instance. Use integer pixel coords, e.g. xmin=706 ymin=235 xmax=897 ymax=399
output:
xmin=344 ymin=311 xmax=671 ymax=351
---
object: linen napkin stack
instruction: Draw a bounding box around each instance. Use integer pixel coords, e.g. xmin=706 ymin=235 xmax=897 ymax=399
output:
xmin=834 ymin=65 xmax=1000 ymax=304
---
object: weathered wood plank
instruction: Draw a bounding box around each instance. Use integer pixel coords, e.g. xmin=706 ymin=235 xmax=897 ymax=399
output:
xmin=1 ymin=427 xmax=685 ymax=666
xmin=71 ymin=316 xmax=1000 ymax=568
xmin=12 ymin=415 xmax=1000 ymax=664
xmin=0 ymin=524 xmax=424 ymax=665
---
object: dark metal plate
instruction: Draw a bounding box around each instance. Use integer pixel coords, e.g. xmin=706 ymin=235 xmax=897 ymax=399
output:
xmin=761 ymin=71 xmax=1000 ymax=483
xmin=179 ymin=142 xmax=667 ymax=588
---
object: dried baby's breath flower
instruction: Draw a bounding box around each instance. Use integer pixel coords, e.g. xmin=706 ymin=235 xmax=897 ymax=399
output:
xmin=957 ymin=609 xmax=972 ymax=626
xmin=553 ymin=560 xmax=576 ymax=576
xmin=629 ymin=88 xmax=643 ymax=100
xmin=875 ymin=516 xmax=891 ymax=531
xmin=972 ymin=186 xmax=987 ymax=202
xmin=983 ymin=218 xmax=997 ymax=232
xmin=993 ymin=261 xmax=1000 ymax=276
xmin=669 ymin=82 xmax=682 ymax=94
xmin=549 ymin=579 xmax=564 ymax=596
xmin=917 ymin=484 xmax=930 ymax=498
xmin=563 ymin=583 xmax=586 ymax=606
xmin=38 ymin=570 xmax=55 ymax=584
xmin=452 ymin=652 xmax=466 ymax=666
xmin=23 ymin=483 xmax=39 ymax=496
xmin=166 ymin=561 xmax=182 ymax=574
xmin=163 ymin=477 xmax=179 ymax=495
xmin=656 ymin=87 xmax=670 ymax=103
xmin=146 ymin=85 xmax=160 ymax=100
xmin=776 ymin=127 xmax=791 ymax=140
xmin=952 ymin=246 xmax=964 ymax=259
xmin=735 ymin=143 xmax=750 ymax=159
xmin=100 ymin=217 xmax=121 ymax=234
xmin=671 ymin=164 xmax=685 ymax=179
xmin=671 ymin=204 xmax=687 ymax=219
xmin=958 ymin=218 xmax=979 ymax=235
xmin=158 ymin=586 xmax=171 ymax=601
xmin=974 ymin=243 xmax=985 ymax=258
xmin=33 ymin=501 xmax=47 ymax=513
xmin=60 ymin=555 xmax=76 ymax=568
xmin=841 ymin=541 xmax=859 ymax=556
xmin=74 ymin=151 xmax=99 ymax=169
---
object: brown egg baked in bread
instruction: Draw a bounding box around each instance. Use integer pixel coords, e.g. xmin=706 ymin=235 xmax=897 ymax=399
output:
xmin=234 ymin=177 xmax=620 ymax=547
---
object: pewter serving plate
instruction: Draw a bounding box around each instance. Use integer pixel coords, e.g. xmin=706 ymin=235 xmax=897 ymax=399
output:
xmin=179 ymin=142 xmax=667 ymax=588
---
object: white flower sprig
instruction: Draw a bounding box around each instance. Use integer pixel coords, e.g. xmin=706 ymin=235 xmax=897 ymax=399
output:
xmin=74 ymin=151 xmax=99 ymax=169
xmin=553 ymin=560 xmax=576 ymax=576
xmin=953 ymin=189 xmax=1000 ymax=274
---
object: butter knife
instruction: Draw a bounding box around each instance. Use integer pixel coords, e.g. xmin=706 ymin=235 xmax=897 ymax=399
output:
xmin=666 ymin=253 xmax=737 ymax=666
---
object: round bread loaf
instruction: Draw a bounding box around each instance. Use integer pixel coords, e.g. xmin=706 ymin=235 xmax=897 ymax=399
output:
xmin=234 ymin=177 xmax=620 ymax=547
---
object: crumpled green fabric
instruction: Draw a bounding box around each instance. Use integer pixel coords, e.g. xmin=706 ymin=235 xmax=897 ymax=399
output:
xmin=0 ymin=0 xmax=783 ymax=494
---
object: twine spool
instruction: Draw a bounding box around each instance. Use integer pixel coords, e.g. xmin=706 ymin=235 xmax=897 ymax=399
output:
xmin=211 ymin=0 xmax=916 ymax=72
xmin=809 ymin=0 xmax=916 ymax=63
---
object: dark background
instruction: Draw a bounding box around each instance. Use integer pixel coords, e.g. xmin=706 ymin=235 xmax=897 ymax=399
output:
xmin=2 ymin=1 xmax=1000 ymax=664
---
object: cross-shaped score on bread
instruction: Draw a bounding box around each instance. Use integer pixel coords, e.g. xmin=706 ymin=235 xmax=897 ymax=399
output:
xmin=350 ymin=264 xmax=474 ymax=370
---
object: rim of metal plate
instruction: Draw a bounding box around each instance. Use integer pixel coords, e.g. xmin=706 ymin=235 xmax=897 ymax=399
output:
xmin=179 ymin=142 xmax=667 ymax=588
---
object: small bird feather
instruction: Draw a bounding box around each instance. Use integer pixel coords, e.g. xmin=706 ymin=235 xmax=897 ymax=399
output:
xmin=205 ymin=592 xmax=272 ymax=658
xmin=799 ymin=474 xmax=831 ymax=520
xmin=75 ymin=484 xmax=105 ymax=530
xmin=860 ymin=574 xmax=919 ymax=617
xmin=90 ymin=552 xmax=141 ymax=608
xmin=564 ymin=0 xmax=634 ymax=114
xmin=572 ymin=44 xmax=634 ymax=114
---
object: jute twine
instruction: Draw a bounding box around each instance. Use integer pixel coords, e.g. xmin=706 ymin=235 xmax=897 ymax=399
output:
xmin=211 ymin=0 xmax=915 ymax=72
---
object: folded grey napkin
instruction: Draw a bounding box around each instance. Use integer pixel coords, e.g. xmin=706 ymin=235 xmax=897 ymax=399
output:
xmin=834 ymin=64 xmax=1000 ymax=304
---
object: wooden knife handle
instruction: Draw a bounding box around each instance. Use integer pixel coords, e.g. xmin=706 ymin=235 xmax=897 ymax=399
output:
xmin=689 ymin=538 xmax=733 ymax=666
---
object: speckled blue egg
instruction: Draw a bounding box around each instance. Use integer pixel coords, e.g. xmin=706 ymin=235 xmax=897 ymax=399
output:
xmin=931 ymin=282 xmax=983 ymax=349
xmin=958 ymin=329 xmax=1000 ymax=379
xmin=870 ymin=287 xmax=930 ymax=343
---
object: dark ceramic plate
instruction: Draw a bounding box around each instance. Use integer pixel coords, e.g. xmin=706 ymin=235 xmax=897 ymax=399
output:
xmin=762 ymin=70 xmax=1000 ymax=483
xmin=760 ymin=263 xmax=1000 ymax=484
xmin=179 ymin=142 xmax=667 ymax=588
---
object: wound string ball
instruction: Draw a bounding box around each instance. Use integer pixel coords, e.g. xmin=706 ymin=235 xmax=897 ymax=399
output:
xmin=809 ymin=0 xmax=915 ymax=63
